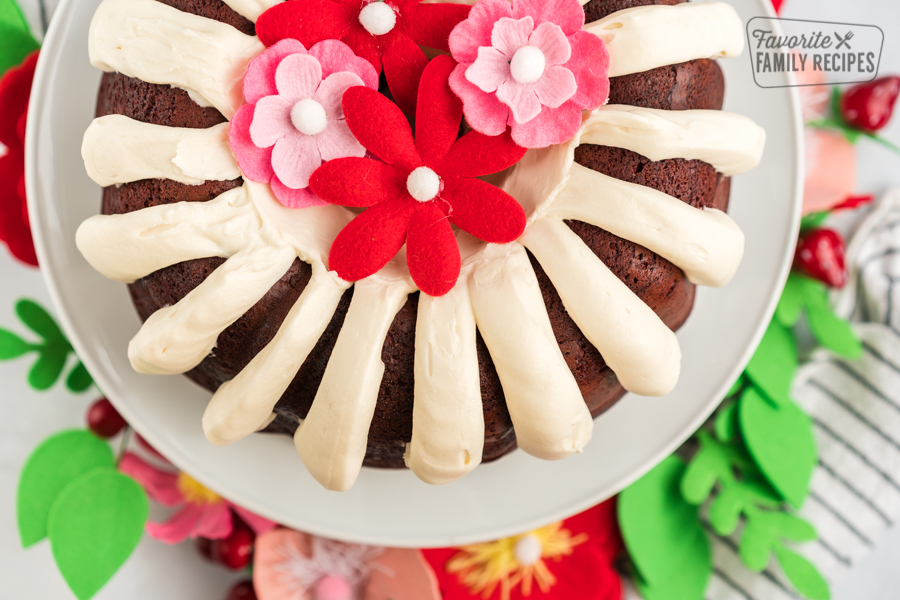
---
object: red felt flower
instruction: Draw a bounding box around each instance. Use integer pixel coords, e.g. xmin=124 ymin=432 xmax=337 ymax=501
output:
xmin=309 ymin=55 xmax=527 ymax=297
xmin=421 ymin=500 xmax=624 ymax=600
xmin=0 ymin=51 xmax=39 ymax=267
xmin=255 ymin=0 xmax=471 ymax=114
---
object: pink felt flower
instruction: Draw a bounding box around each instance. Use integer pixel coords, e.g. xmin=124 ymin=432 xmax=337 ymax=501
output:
xmin=120 ymin=452 xmax=276 ymax=544
xmin=253 ymin=528 xmax=441 ymax=600
xmin=448 ymin=0 xmax=610 ymax=148
xmin=230 ymin=38 xmax=378 ymax=209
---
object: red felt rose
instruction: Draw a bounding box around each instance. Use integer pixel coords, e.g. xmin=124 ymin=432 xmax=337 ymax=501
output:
xmin=255 ymin=0 xmax=471 ymax=114
xmin=0 ymin=51 xmax=39 ymax=267
xmin=309 ymin=55 xmax=527 ymax=297
xmin=421 ymin=500 xmax=624 ymax=600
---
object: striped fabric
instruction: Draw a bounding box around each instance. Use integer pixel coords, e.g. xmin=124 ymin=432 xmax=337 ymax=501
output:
xmin=702 ymin=190 xmax=900 ymax=599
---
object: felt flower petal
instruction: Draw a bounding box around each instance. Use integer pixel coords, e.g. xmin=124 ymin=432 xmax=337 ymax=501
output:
xmin=343 ymin=23 xmax=385 ymax=74
xmin=229 ymin=104 xmax=275 ymax=183
xmin=465 ymin=46 xmax=510 ymax=94
xmin=315 ymin=71 xmax=365 ymax=121
xmin=249 ymin=95 xmax=293 ymax=149
xmin=514 ymin=0 xmax=585 ymax=36
xmin=253 ymin=529 xmax=313 ymax=600
xmin=230 ymin=503 xmax=277 ymax=536
xmin=328 ymin=198 xmax=417 ymax=281
xmin=310 ymin=157 xmax=408 ymax=207
xmin=530 ymin=22 xmax=571 ymax=66
xmin=271 ymin=132 xmax=322 ymax=189
xmin=449 ymin=64 xmax=509 ymax=137
xmin=309 ymin=38 xmax=379 ymax=89
xmin=146 ymin=504 xmax=205 ymax=545
xmin=565 ymin=30 xmax=610 ymax=109
xmin=449 ymin=0 xmax=513 ymax=63
xmin=342 ymin=86 xmax=422 ymax=170
xmin=190 ymin=501 xmax=234 ymax=540
xmin=271 ymin=175 xmax=330 ymax=209
xmin=383 ymin=35 xmax=430 ymax=115
xmin=243 ymin=38 xmax=308 ymax=105
xmin=365 ymin=548 xmax=443 ymax=600
xmin=415 ymin=55 xmax=463 ymax=166
xmin=275 ymin=53 xmax=323 ymax=102
xmin=255 ymin=0 xmax=350 ymax=48
xmin=491 ymin=16 xmax=534 ymax=58
xmin=510 ymin=101 xmax=583 ymax=148
xmin=444 ymin=178 xmax=526 ymax=244
xmin=438 ymin=129 xmax=526 ymax=179
xmin=496 ymin=80 xmax=542 ymax=124
xmin=406 ymin=202 xmax=461 ymax=297
xmin=408 ymin=2 xmax=471 ymax=53
xmin=316 ymin=120 xmax=366 ymax=162
xmin=118 ymin=452 xmax=183 ymax=508
xmin=534 ymin=65 xmax=577 ymax=109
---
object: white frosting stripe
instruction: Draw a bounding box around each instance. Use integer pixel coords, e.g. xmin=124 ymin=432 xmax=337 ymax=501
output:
xmin=521 ymin=218 xmax=682 ymax=397
xmin=580 ymin=106 xmax=767 ymax=177
xmin=128 ymin=237 xmax=297 ymax=375
xmin=82 ymin=116 xmax=240 ymax=186
xmin=89 ymin=0 xmax=264 ymax=119
xmin=75 ymin=187 xmax=257 ymax=283
xmin=219 ymin=0 xmax=279 ymax=22
xmin=294 ymin=279 xmax=410 ymax=491
xmin=406 ymin=277 xmax=484 ymax=485
xmin=468 ymin=243 xmax=592 ymax=460
xmin=585 ymin=3 xmax=744 ymax=77
xmin=202 ymin=266 xmax=349 ymax=445
xmin=548 ymin=164 xmax=745 ymax=287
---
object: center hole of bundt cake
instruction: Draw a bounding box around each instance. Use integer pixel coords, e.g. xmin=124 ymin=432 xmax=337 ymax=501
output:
xmin=290 ymin=98 xmax=328 ymax=136
xmin=359 ymin=1 xmax=397 ymax=36
xmin=510 ymin=45 xmax=546 ymax=84
xmin=407 ymin=166 xmax=441 ymax=202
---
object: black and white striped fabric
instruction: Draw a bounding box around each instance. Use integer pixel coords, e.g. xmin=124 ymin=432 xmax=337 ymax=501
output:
xmin=703 ymin=190 xmax=900 ymax=599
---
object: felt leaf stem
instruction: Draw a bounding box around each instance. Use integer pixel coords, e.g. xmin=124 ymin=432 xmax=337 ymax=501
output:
xmin=808 ymin=87 xmax=900 ymax=157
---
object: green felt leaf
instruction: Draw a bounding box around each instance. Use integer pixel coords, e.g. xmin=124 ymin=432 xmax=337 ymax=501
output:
xmin=774 ymin=545 xmax=831 ymax=600
xmin=17 ymin=430 xmax=114 ymax=547
xmin=806 ymin=299 xmax=862 ymax=359
xmin=635 ymin=565 xmax=709 ymax=600
xmin=798 ymin=212 xmax=830 ymax=233
xmin=0 ymin=0 xmax=39 ymax=75
xmin=48 ymin=468 xmax=148 ymax=600
xmin=757 ymin=511 xmax=818 ymax=543
xmin=28 ymin=346 xmax=69 ymax=390
xmin=740 ymin=388 xmax=816 ymax=508
xmin=619 ymin=456 xmax=711 ymax=588
xmin=0 ymin=328 xmax=31 ymax=359
xmin=709 ymin=486 xmax=745 ymax=535
xmin=682 ymin=431 xmax=733 ymax=505
xmin=739 ymin=518 xmax=773 ymax=572
xmin=776 ymin=274 xmax=807 ymax=327
xmin=66 ymin=362 xmax=94 ymax=393
xmin=16 ymin=300 xmax=67 ymax=345
xmin=726 ymin=375 xmax=746 ymax=398
xmin=715 ymin=399 xmax=739 ymax=442
xmin=745 ymin=320 xmax=798 ymax=407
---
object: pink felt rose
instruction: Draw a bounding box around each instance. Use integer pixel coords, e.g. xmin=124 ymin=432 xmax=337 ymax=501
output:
xmin=230 ymin=38 xmax=379 ymax=208
xmin=448 ymin=0 xmax=609 ymax=148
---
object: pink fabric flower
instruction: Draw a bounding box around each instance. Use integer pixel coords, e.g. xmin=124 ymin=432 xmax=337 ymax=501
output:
xmin=253 ymin=528 xmax=441 ymax=600
xmin=120 ymin=452 xmax=276 ymax=544
xmin=448 ymin=0 xmax=610 ymax=148
xmin=230 ymin=38 xmax=379 ymax=208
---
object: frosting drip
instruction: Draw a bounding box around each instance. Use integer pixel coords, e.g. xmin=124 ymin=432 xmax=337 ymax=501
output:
xmin=406 ymin=276 xmax=484 ymax=485
xmin=82 ymin=116 xmax=240 ymax=186
xmin=584 ymin=2 xmax=744 ymax=77
xmin=88 ymin=0 xmax=264 ymax=119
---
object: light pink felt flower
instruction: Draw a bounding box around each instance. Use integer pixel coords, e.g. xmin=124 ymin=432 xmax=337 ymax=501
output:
xmin=120 ymin=452 xmax=276 ymax=544
xmin=230 ymin=38 xmax=379 ymax=209
xmin=253 ymin=528 xmax=441 ymax=600
xmin=448 ymin=0 xmax=610 ymax=148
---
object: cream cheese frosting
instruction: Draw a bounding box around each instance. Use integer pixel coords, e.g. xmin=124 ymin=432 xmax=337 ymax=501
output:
xmin=82 ymin=116 xmax=239 ymax=186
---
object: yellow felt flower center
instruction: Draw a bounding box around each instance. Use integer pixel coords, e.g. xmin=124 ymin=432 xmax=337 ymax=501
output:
xmin=177 ymin=472 xmax=222 ymax=505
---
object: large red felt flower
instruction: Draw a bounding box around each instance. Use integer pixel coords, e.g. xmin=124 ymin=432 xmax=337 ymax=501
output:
xmin=309 ymin=55 xmax=527 ymax=297
xmin=422 ymin=500 xmax=624 ymax=600
xmin=255 ymin=0 xmax=471 ymax=114
xmin=0 ymin=51 xmax=39 ymax=267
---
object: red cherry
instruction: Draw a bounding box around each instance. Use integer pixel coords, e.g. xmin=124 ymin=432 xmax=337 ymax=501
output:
xmin=196 ymin=537 xmax=215 ymax=562
xmin=214 ymin=523 xmax=256 ymax=570
xmin=224 ymin=580 xmax=257 ymax=600
xmin=841 ymin=76 xmax=900 ymax=133
xmin=794 ymin=228 xmax=847 ymax=288
xmin=86 ymin=398 xmax=127 ymax=438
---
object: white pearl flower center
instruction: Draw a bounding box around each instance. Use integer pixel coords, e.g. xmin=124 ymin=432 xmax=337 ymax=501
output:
xmin=359 ymin=2 xmax=397 ymax=36
xmin=514 ymin=534 xmax=543 ymax=566
xmin=510 ymin=45 xmax=546 ymax=84
xmin=291 ymin=99 xmax=328 ymax=136
xmin=407 ymin=167 xmax=441 ymax=203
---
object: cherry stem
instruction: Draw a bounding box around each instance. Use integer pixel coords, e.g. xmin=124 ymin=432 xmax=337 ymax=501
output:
xmin=115 ymin=426 xmax=132 ymax=466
